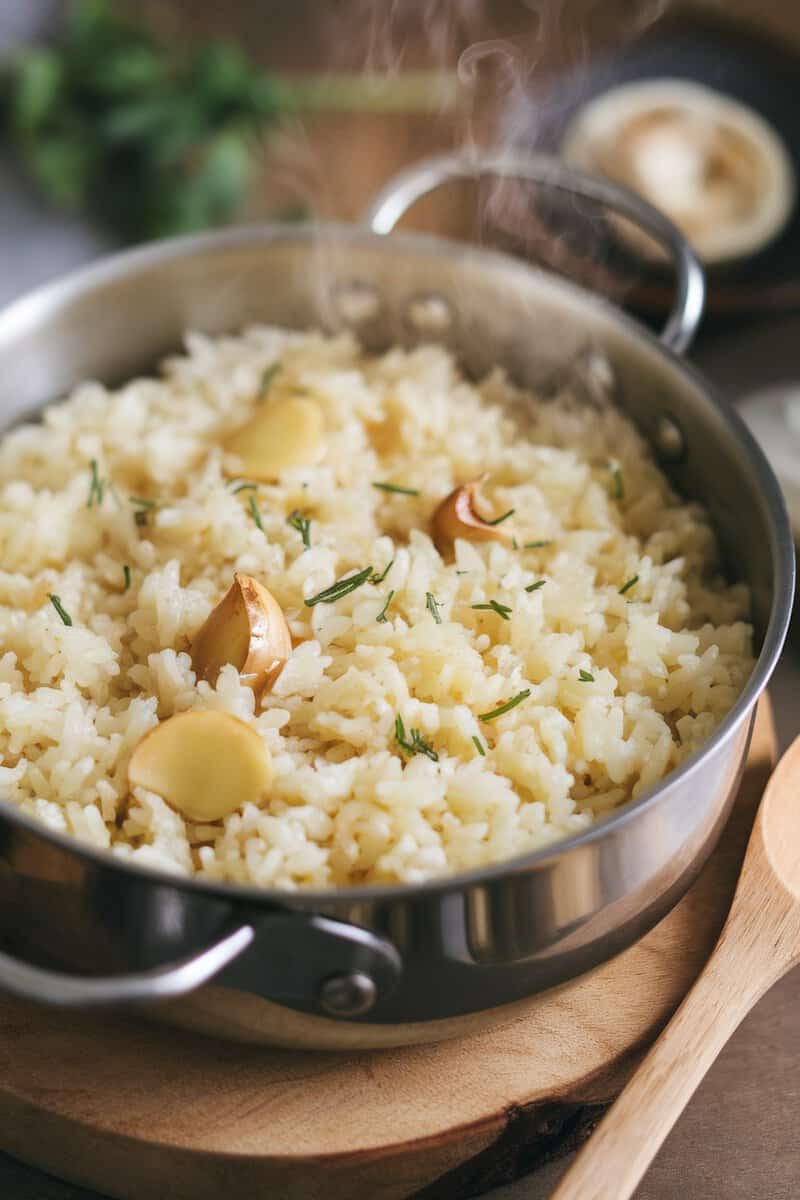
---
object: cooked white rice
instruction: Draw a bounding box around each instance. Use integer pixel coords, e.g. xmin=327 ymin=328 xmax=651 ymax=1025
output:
xmin=0 ymin=327 xmax=754 ymax=887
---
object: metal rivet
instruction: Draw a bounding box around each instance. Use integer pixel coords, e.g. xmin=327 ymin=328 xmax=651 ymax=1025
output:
xmin=655 ymin=412 xmax=687 ymax=461
xmin=584 ymin=350 xmax=615 ymax=394
xmin=318 ymin=970 xmax=377 ymax=1018
xmin=332 ymin=281 xmax=381 ymax=325
xmin=406 ymin=293 xmax=452 ymax=336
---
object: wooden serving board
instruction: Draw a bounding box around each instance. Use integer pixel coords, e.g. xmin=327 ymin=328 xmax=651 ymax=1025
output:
xmin=0 ymin=701 xmax=775 ymax=1200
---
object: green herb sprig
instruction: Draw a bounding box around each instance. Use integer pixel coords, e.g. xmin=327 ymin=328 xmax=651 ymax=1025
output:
xmin=394 ymin=714 xmax=439 ymax=762
xmin=472 ymin=735 xmax=486 ymax=756
xmin=471 ymin=599 xmax=512 ymax=620
xmin=305 ymin=566 xmax=374 ymax=607
xmin=524 ymin=540 xmax=552 ymax=549
xmin=578 ymin=669 xmax=595 ymax=682
xmin=376 ymin=590 xmax=395 ymax=623
xmin=372 ymin=481 xmax=419 ymax=497
xmin=610 ymin=463 xmax=625 ymax=500
xmin=248 ymin=494 xmax=264 ymax=531
xmin=487 ymin=507 xmax=515 ymax=526
xmin=426 ymin=592 xmax=442 ymax=624
xmin=0 ymin=0 xmax=286 ymax=242
xmin=130 ymin=495 xmax=156 ymax=527
xmin=48 ymin=594 xmax=73 ymax=626
xmin=479 ymin=689 xmax=531 ymax=722
xmin=370 ymin=559 xmax=394 ymax=585
xmin=87 ymin=458 xmax=105 ymax=508
xmin=122 ymin=564 xmax=131 ymax=592
xmin=287 ymin=510 xmax=311 ymax=549
xmin=259 ymin=363 xmax=282 ymax=399
xmin=619 ymin=574 xmax=639 ymax=596
xmin=525 ymin=580 xmax=546 ymax=593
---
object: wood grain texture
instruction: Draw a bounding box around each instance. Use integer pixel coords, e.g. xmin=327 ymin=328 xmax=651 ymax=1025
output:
xmin=0 ymin=701 xmax=775 ymax=1200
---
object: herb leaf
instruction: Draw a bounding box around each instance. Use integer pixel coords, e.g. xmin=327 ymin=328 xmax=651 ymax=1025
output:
xmin=122 ymin=564 xmax=131 ymax=592
xmin=394 ymin=714 xmax=439 ymax=762
xmin=305 ymin=565 xmax=374 ymax=607
xmin=259 ymin=363 xmax=281 ymax=399
xmin=487 ymin=507 xmax=515 ymax=526
xmin=472 ymin=735 xmax=486 ymax=756
xmin=578 ymin=669 xmax=594 ymax=682
xmin=48 ymin=594 xmax=72 ymax=626
xmin=471 ymin=599 xmax=512 ymax=620
xmin=130 ymin=496 xmax=156 ymax=527
xmin=524 ymin=540 xmax=552 ymax=549
xmin=287 ymin=510 xmax=312 ymax=549
xmin=248 ymin=494 xmax=264 ymax=532
xmin=525 ymin=580 xmax=546 ymax=593
xmin=618 ymin=574 xmax=639 ymax=596
xmin=610 ymin=463 xmax=624 ymax=501
xmin=479 ymin=689 xmax=531 ymax=722
xmin=376 ymin=589 xmax=395 ymax=623
xmin=0 ymin=3 xmax=285 ymax=243
xmin=372 ymin=481 xmax=419 ymax=497
xmin=230 ymin=481 xmax=258 ymax=495
xmin=426 ymin=592 xmax=442 ymax=624
xmin=87 ymin=458 xmax=105 ymax=508
xmin=370 ymin=559 xmax=394 ymax=585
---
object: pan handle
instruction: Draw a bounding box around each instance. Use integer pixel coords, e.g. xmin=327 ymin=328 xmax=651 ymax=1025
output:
xmin=0 ymin=924 xmax=255 ymax=1007
xmin=363 ymin=151 xmax=706 ymax=355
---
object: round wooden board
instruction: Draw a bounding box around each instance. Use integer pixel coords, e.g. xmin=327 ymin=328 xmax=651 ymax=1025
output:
xmin=0 ymin=701 xmax=775 ymax=1200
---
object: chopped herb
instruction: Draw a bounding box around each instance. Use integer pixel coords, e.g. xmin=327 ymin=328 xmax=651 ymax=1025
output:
xmin=578 ymin=669 xmax=594 ymax=682
xmin=87 ymin=459 xmax=105 ymax=508
xmin=472 ymin=735 xmax=486 ymax=756
xmin=610 ymin=463 xmax=624 ymax=501
xmin=122 ymin=564 xmax=131 ymax=592
xmin=370 ymin=559 xmax=394 ymax=585
xmin=48 ymin=594 xmax=72 ymax=626
xmin=230 ymin=481 xmax=258 ymax=495
xmin=248 ymin=494 xmax=264 ymax=532
xmin=259 ymin=363 xmax=282 ymax=399
xmin=426 ymin=592 xmax=442 ymax=624
xmin=130 ymin=496 xmax=156 ymax=527
xmin=471 ymin=599 xmax=512 ymax=620
xmin=455 ymin=570 xmax=469 ymax=576
xmin=479 ymin=689 xmax=531 ymax=722
xmin=305 ymin=565 xmax=374 ymax=607
xmin=376 ymin=589 xmax=395 ymax=623
xmin=394 ymin=714 xmax=439 ymax=762
xmin=487 ymin=507 xmax=515 ymax=526
xmin=524 ymin=540 xmax=552 ymax=549
xmin=525 ymin=580 xmax=546 ymax=593
xmin=287 ymin=510 xmax=312 ymax=549
xmin=619 ymin=574 xmax=639 ymax=596
xmin=372 ymin=481 xmax=420 ymax=496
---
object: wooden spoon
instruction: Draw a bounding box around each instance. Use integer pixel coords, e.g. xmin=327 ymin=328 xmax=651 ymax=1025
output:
xmin=552 ymin=732 xmax=800 ymax=1200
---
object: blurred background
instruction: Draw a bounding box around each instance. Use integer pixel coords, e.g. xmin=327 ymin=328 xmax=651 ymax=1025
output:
xmin=4 ymin=0 xmax=800 ymax=301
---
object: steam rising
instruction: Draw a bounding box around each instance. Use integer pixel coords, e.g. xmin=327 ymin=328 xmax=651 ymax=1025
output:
xmin=257 ymin=0 xmax=687 ymax=325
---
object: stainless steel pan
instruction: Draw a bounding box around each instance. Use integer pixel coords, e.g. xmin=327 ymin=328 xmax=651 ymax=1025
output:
xmin=0 ymin=154 xmax=792 ymax=1048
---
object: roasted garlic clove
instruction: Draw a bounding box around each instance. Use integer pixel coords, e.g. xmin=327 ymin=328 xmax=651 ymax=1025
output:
xmin=191 ymin=574 xmax=291 ymax=692
xmin=225 ymin=397 xmax=325 ymax=481
xmin=432 ymin=477 xmax=514 ymax=553
xmin=128 ymin=710 xmax=273 ymax=822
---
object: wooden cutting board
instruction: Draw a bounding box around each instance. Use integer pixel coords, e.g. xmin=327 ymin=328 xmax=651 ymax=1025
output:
xmin=0 ymin=700 xmax=775 ymax=1200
